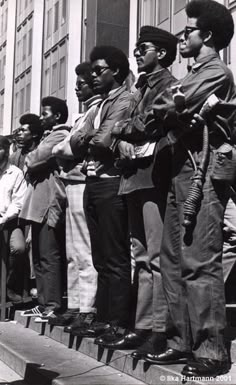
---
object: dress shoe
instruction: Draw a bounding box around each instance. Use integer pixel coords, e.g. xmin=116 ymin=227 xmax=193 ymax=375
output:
xmin=71 ymin=321 xmax=110 ymax=337
xmin=145 ymin=348 xmax=190 ymax=365
xmin=100 ymin=329 xmax=151 ymax=350
xmin=94 ymin=326 xmax=126 ymax=345
xmin=48 ymin=308 xmax=79 ymax=326
xmin=131 ymin=332 xmax=166 ymax=360
xmin=64 ymin=312 xmax=95 ymax=333
xmin=181 ymin=358 xmax=230 ymax=378
xmin=7 ymin=289 xmax=23 ymax=304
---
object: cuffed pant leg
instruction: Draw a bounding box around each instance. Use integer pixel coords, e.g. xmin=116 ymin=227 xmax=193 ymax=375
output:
xmin=66 ymin=182 xmax=97 ymax=312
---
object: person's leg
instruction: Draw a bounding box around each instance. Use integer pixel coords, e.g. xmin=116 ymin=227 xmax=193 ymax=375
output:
xmin=84 ymin=180 xmax=106 ymax=323
xmin=222 ymin=194 xmax=236 ymax=282
xmin=86 ymin=178 xmax=131 ymax=328
xmin=31 ymin=223 xmax=45 ymax=308
xmin=97 ymin=178 xmax=131 ymax=328
xmin=7 ymin=226 xmax=26 ymax=299
xmin=181 ymin=170 xmax=228 ymax=362
xmin=37 ymin=222 xmax=64 ymax=312
xmin=65 ymin=181 xmax=97 ymax=313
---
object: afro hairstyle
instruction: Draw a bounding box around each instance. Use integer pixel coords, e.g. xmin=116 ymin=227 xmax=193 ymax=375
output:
xmin=186 ymin=0 xmax=234 ymax=51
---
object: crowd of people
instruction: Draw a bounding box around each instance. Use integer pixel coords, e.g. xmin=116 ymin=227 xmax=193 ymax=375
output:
xmin=1 ymin=0 xmax=236 ymax=380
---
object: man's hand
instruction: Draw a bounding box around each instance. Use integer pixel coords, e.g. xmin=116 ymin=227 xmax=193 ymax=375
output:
xmin=118 ymin=141 xmax=136 ymax=160
xmin=112 ymin=119 xmax=131 ymax=137
xmin=190 ymin=113 xmax=205 ymax=131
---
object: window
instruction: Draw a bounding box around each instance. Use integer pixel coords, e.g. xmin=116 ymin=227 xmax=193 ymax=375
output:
xmin=44 ymin=68 xmax=50 ymax=95
xmin=158 ymin=0 xmax=169 ymax=24
xmin=15 ymin=92 xmax=19 ymax=117
xmin=51 ymin=63 xmax=57 ymax=93
xmin=22 ymin=34 xmax=27 ymax=61
xmin=28 ymin=28 xmax=32 ymax=56
xmin=25 ymin=83 xmax=31 ymax=111
xmin=4 ymin=8 xmax=8 ymax=32
xmin=61 ymin=0 xmax=67 ymax=24
xmin=20 ymin=88 xmax=25 ymax=114
xmin=59 ymin=57 xmax=65 ymax=88
xmin=47 ymin=8 xmax=52 ymax=38
xmin=0 ymin=60 xmax=1 ymax=81
xmin=0 ymin=104 xmax=4 ymax=126
xmin=1 ymin=14 xmax=3 ymax=35
xmin=54 ymin=2 xmax=59 ymax=32
xmin=174 ymin=0 xmax=186 ymax=14
xmin=25 ymin=0 xmax=28 ymax=9
xmin=2 ymin=55 xmax=6 ymax=80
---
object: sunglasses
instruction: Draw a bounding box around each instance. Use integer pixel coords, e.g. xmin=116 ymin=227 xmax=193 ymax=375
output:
xmin=133 ymin=43 xmax=158 ymax=57
xmin=91 ymin=66 xmax=110 ymax=76
xmin=183 ymin=26 xmax=200 ymax=40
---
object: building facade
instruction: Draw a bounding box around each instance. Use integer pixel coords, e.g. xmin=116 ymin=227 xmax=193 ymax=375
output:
xmin=0 ymin=0 xmax=236 ymax=134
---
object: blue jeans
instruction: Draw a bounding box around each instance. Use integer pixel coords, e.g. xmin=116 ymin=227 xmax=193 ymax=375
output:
xmin=160 ymin=143 xmax=229 ymax=361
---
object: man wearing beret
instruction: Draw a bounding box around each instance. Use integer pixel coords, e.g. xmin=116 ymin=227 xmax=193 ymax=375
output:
xmin=99 ymin=26 xmax=178 ymax=355
xmin=144 ymin=0 xmax=236 ymax=379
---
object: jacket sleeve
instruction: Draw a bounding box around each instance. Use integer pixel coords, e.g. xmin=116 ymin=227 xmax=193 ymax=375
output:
xmin=3 ymin=171 xmax=27 ymax=222
xmin=70 ymin=106 xmax=99 ymax=159
xmin=26 ymin=129 xmax=69 ymax=174
xmin=89 ymin=94 xmax=131 ymax=151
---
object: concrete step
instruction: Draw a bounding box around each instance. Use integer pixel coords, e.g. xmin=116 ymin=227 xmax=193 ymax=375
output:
xmin=0 ymin=358 xmax=27 ymax=384
xmin=0 ymin=320 xmax=146 ymax=385
xmin=12 ymin=311 xmax=236 ymax=385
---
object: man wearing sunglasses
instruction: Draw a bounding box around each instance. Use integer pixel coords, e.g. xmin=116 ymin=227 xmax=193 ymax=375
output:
xmin=144 ymin=0 xmax=236 ymax=379
xmin=98 ymin=26 xmax=178 ymax=356
xmin=70 ymin=46 xmax=132 ymax=343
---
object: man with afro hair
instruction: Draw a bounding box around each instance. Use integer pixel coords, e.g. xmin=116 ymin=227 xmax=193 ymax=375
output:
xmin=70 ymin=45 xmax=132 ymax=342
xmin=10 ymin=113 xmax=43 ymax=171
xmin=144 ymin=0 xmax=236 ymax=379
xmin=100 ymin=26 xmax=178 ymax=356
xmin=20 ymin=97 xmax=70 ymax=322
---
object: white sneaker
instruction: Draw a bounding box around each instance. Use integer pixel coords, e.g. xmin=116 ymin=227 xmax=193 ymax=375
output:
xmin=34 ymin=310 xmax=55 ymax=323
xmin=21 ymin=305 xmax=45 ymax=317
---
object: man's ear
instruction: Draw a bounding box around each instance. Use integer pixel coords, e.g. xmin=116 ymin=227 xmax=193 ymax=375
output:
xmin=202 ymin=30 xmax=213 ymax=44
xmin=55 ymin=112 xmax=61 ymax=123
xmin=112 ymin=68 xmax=120 ymax=78
xmin=157 ymin=48 xmax=167 ymax=61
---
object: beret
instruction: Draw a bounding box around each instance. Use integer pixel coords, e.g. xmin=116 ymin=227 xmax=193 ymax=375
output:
xmin=137 ymin=25 xmax=178 ymax=51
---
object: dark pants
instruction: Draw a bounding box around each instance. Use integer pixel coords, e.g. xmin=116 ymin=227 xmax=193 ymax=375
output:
xmin=31 ymin=222 xmax=65 ymax=311
xmin=84 ymin=177 xmax=131 ymax=327
xmin=161 ymin=144 xmax=229 ymax=361
xmin=126 ymin=188 xmax=168 ymax=332
xmin=3 ymin=222 xmax=27 ymax=296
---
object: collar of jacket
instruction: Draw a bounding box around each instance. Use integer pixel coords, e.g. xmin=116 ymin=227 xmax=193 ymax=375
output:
xmin=146 ymin=68 xmax=170 ymax=88
xmin=52 ymin=124 xmax=71 ymax=132
xmin=84 ymin=94 xmax=103 ymax=109
xmin=105 ymin=85 xmax=127 ymax=102
xmin=191 ymin=53 xmax=220 ymax=73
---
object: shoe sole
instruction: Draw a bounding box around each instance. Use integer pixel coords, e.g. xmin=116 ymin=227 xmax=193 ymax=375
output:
xmin=145 ymin=357 xmax=188 ymax=365
xmin=20 ymin=312 xmax=43 ymax=317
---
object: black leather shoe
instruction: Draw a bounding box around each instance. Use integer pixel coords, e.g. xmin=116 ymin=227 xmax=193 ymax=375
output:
xmin=100 ymin=329 xmax=151 ymax=350
xmin=94 ymin=326 xmax=126 ymax=345
xmin=49 ymin=309 xmax=79 ymax=326
xmin=181 ymin=358 xmax=230 ymax=378
xmin=145 ymin=348 xmax=190 ymax=365
xmin=7 ymin=289 xmax=23 ymax=304
xmin=131 ymin=332 xmax=166 ymax=360
xmin=64 ymin=312 xmax=95 ymax=333
xmin=71 ymin=321 xmax=110 ymax=337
